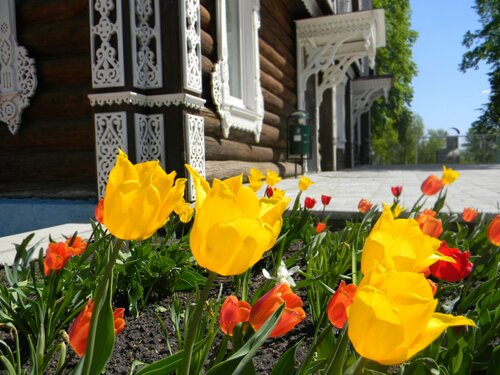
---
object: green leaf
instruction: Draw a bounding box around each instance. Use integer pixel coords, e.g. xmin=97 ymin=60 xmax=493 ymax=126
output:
xmin=206 ymin=304 xmax=285 ymax=375
xmin=271 ymin=339 xmax=302 ymax=375
xmin=135 ymin=336 xmax=212 ymax=375
xmin=174 ymin=269 xmax=206 ymax=291
xmin=0 ymin=356 xmax=17 ymax=375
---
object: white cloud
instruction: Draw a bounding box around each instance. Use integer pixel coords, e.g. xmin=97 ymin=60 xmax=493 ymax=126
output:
xmin=481 ymin=89 xmax=491 ymax=95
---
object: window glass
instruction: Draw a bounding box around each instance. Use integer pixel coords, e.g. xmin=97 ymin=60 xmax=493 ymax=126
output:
xmin=226 ymin=0 xmax=243 ymax=99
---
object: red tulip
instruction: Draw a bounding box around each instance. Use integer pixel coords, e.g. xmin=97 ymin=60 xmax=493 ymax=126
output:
xmin=327 ymin=281 xmax=357 ymax=329
xmin=316 ymin=222 xmax=327 ymax=233
xmin=486 ymin=215 xmax=500 ymax=246
xmin=357 ymin=198 xmax=373 ymax=214
xmin=391 ymin=186 xmax=403 ymax=197
xmin=429 ymin=242 xmax=473 ymax=282
xmin=95 ymin=199 xmax=104 ymax=223
xmin=304 ymin=197 xmax=317 ymax=209
xmin=68 ymin=299 xmax=125 ymax=357
xmin=249 ymin=283 xmax=305 ymax=338
xmin=461 ymin=208 xmax=478 ymax=223
xmin=43 ymin=242 xmax=72 ymax=276
xmin=265 ymin=186 xmax=274 ymax=198
xmin=421 ymin=175 xmax=443 ymax=196
xmin=219 ymin=295 xmax=251 ymax=336
xmin=321 ymin=195 xmax=332 ymax=206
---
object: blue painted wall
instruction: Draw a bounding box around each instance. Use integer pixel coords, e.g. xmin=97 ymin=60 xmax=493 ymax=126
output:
xmin=0 ymin=198 xmax=97 ymax=237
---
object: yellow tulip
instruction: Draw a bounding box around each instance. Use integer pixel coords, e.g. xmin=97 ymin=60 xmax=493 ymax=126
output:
xmin=186 ymin=165 xmax=290 ymax=276
xmin=265 ymin=170 xmax=282 ymax=187
xmin=348 ymin=264 xmax=475 ymax=365
xmin=441 ymin=165 xmax=459 ymax=185
xmin=174 ymin=199 xmax=194 ymax=223
xmin=391 ymin=203 xmax=404 ymax=218
xmin=248 ymin=168 xmax=265 ymax=192
xmin=362 ymin=205 xmax=451 ymax=274
xmin=103 ymin=150 xmax=186 ymax=240
xmin=298 ymin=175 xmax=314 ymax=191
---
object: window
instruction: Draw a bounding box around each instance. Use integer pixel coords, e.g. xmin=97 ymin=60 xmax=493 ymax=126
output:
xmin=212 ymin=0 xmax=264 ymax=142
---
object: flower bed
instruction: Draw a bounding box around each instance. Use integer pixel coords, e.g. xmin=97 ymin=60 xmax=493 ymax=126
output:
xmin=0 ymin=153 xmax=499 ymax=375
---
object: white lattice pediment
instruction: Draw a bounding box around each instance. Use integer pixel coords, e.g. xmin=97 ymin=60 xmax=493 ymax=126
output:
xmin=351 ymin=75 xmax=392 ymax=118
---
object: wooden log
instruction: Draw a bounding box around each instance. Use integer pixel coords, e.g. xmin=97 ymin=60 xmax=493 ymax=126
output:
xmin=201 ymin=29 xmax=215 ymax=59
xmin=0 ymin=119 xmax=94 ymax=152
xmin=205 ymin=160 xmax=302 ymax=182
xmin=260 ymin=55 xmax=296 ymax=92
xmin=205 ymin=136 xmax=287 ymax=162
xmin=259 ymin=39 xmax=296 ymax=80
xmin=261 ymin=0 xmax=294 ymax=36
xmin=37 ymin=55 xmax=91 ymax=88
xmin=262 ymin=87 xmax=296 ymax=118
xmin=20 ymin=16 xmax=90 ymax=57
xmin=279 ymin=0 xmax=310 ymax=19
xmin=260 ymin=6 xmax=294 ymax=53
xmin=200 ymin=4 xmax=211 ymax=30
xmin=24 ymin=89 xmax=92 ymax=121
xmin=18 ymin=0 xmax=87 ymax=26
xmin=202 ymin=55 xmax=214 ymax=74
xmin=0 ymin=150 xmax=96 ymax=182
xmin=264 ymin=110 xmax=283 ymax=128
xmin=261 ymin=71 xmax=297 ymax=107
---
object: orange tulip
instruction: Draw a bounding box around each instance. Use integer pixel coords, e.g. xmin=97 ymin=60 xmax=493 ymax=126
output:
xmin=66 ymin=236 xmax=88 ymax=256
xmin=249 ymin=283 xmax=305 ymax=338
xmin=316 ymin=222 xmax=327 ymax=233
xmin=486 ymin=214 xmax=500 ymax=247
xmin=417 ymin=210 xmax=443 ymax=238
xmin=327 ymin=281 xmax=357 ymax=329
xmin=219 ymin=295 xmax=251 ymax=336
xmin=94 ymin=199 xmax=104 ymax=224
xmin=461 ymin=207 xmax=478 ymax=223
xmin=358 ymin=198 xmax=373 ymax=214
xmin=68 ymin=299 xmax=125 ymax=357
xmin=420 ymin=175 xmax=443 ymax=196
xmin=43 ymin=242 xmax=72 ymax=276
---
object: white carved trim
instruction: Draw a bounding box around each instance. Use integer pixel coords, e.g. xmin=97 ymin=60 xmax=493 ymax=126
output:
xmin=88 ymin=91 xmax=206 ymax=109
xmin=211 ymin=0 xmax=264 ymax=143
xmin=296 ymin=10 xmax=386 ymax=107
xmin=351 ymin=75 xmax=392 ymax=118
xmin=130 ymin=0 xmax=162 ymax=89
xmin=94 ymin=112 xmax=128 ymax=198
xmin=134 ymin=113 xmax=165 ymax=168
xmin=184 ymin=113 xmax=205 ymax=201
xmin=89 ymin=0 xmax=125 ymax=88
xmin=300 ymin=0 xmax=323 ymax=17
xmin=0 ymin=0 xmax=37 ymax=135
xmin=181 ymin=0 xmax=202 ymax=93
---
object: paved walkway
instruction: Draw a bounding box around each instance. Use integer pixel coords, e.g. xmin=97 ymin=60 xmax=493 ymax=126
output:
xmin=1 ymin=164 xmax=499 ymax=265
xmin=268 ymin=164 xmax=500 ymax=217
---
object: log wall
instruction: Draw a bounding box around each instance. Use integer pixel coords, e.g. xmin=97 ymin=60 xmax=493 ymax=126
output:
xmin=200 ymin=0 xmax=308 ymax=180
xmin=0 ymin=0 xmax=95 ymax=197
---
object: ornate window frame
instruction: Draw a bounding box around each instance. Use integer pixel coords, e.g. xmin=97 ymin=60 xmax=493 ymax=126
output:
xmin=211 ymin=0 xmax=264 ymax=142
xmin=0 ymin=0 xmax=37 ymax=135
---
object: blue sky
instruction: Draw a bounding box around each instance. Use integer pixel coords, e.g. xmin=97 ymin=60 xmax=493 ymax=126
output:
xmin=409 ymin=0 xmax=490 ymax=135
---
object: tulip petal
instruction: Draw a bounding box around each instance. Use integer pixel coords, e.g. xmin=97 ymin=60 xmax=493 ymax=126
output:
xmin=185 ymin=164 xmax=211 ymax=208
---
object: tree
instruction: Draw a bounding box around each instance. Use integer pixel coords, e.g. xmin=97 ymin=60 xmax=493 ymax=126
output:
xmin=417 ymin=129 xmax=447 ymax=164
xmin=460 ymin=0 xmax=500 ymax=134
xmin=370 ymin=0 xmax=419 ymax=163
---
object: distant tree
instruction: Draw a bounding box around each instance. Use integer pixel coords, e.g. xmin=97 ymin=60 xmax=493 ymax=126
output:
xmin=460 ymin=0 xmax=500 ymax=133
xmin=417 ymin=129 xmax=447 ymax=164
xmin=370 ymin=0 xmax=419 ymax=156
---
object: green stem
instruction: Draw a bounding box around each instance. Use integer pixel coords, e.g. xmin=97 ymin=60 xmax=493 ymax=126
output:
xmin=180 ymin=270 xmax=217 ymax=375
xmin=351 ymin=243 xmax=357 ymax=286
xmin=344 ymin=356 xmax=369 ymax=375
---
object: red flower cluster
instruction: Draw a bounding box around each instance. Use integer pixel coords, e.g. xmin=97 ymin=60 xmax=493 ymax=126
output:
xmin=357 ymin=198 xmax=373 ymax=214
xmin=43 ymin=236 xmax=88 ymax=276
xmin=420 ymin=175 xmax=443 ymax=196
xmin=316 ymin=222 xmax=327 ymax=233
xmin=304 ymin=197 xmax=317 ymax=209
xmin=461 ymin=207 xmax=478 ymax=223
xmin=429 ymin=242 xmax=473 ymax=282
xmin=416 ymin=209 xmax=443 ymax=238
xmin=321 ymin=195 xmax=332 ymax=206
xmin=219 ymin=283 xmax=305 ymax=338
xmin=487 ymin=215 xmax=500 ymax=246
xmin=68 ymin=299 xmax=125 ymax=357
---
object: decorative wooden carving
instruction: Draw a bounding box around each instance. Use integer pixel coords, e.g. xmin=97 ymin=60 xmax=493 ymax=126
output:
xmin=95 ymin=112 xmax=128 ymax=198
xmin=90 ymin=0 xmax=125 ymax=88
xmin=88 ymin=91 xmax=205 ymax=109
xmin=185 ymin=113 xmax=205 ymax=201
xmin=181 ymin=0 xmax=202 ymax=93
xmin=351 ymin=76 xmax=392 ymax=119
xmin=135 ymin=113 xmax=165 ymax=167
xmin=0 ymin=0 xmax=37 ymax=134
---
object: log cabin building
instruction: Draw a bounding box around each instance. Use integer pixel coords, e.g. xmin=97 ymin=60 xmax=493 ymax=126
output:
xmin=0 ymin=0 xmax=391 ymax=234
